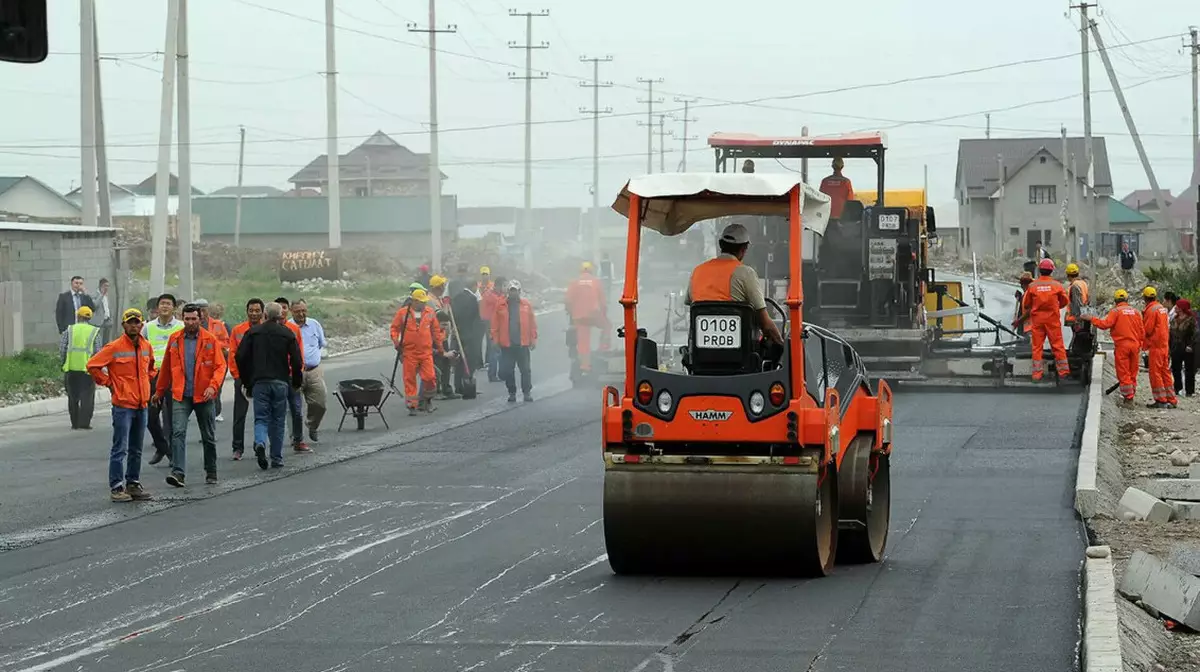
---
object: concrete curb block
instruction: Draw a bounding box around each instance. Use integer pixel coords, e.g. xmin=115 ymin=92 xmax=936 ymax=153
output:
xmin=1082 ymin=545 xmax=1124 ymax=672
xmin=0 ymin=307 xmax=564 ymax=426
xmin=1075 ymin=352 xmax=1107 ymax=519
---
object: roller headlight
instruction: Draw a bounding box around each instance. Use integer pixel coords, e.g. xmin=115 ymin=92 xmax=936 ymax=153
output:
xmin=749 ymin=391 xmax=766 ymax=415
xmin=656 ymin=390 xmax=673 ymax=413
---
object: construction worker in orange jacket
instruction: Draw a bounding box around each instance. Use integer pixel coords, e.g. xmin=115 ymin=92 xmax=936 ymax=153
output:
xmin=1012 ymin=272 xmax=1034 ymax=337
xmin=154 ymin=303 xmax=228 ymax=487
xmin=1019 ymin=258 xmax=1070 ymax=381
xmin=87 ymin=308 xmax=157 ymax=503
xmin=1141 ymin=286 xmax=1177 ymax=408
xmin=391 ymin=288 xmax=447 ymax=414
xmin=565 ymin=261 xmax=609 ymax=374
xmin=1064 ymin=263 xmax=1089 ymax=325
xmin=1090 ymin=289 xmax=1144 ymax=403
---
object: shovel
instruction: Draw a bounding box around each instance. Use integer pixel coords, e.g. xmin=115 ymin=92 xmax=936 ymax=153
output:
xmin=446 ymin=302 xmax=478 ymax=400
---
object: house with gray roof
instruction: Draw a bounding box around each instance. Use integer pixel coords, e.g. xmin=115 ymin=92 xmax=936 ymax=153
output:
xmin=955 ymin=137 xmax=1111 ymax=259
xmin=0 ymin=175 xmax=82 ymax=220
xmin=288 ymin=130 xmax=447 ymax=197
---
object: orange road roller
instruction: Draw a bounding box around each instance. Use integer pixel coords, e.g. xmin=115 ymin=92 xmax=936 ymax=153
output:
xmin=600 ymin=173 xmax=894 ymax=577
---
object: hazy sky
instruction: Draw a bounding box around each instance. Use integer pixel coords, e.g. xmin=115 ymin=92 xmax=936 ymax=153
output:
xmin=0 ymin=0 xmax=1195 ymax=209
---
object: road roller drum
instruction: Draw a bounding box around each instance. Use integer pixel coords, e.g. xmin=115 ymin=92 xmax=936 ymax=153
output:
xmin=603 ymin=461 xmax=838 ymax=577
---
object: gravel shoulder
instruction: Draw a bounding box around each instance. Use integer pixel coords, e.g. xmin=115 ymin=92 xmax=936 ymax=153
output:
xmin=1086 ymin=358 xmax=1200 ymax=671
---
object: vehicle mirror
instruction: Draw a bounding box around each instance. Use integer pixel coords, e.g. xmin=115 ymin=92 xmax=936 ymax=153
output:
xmin=0 ymin=0 xmax=48 ymax=64
xmin=926 ymin=206 xmax=937 ymax=234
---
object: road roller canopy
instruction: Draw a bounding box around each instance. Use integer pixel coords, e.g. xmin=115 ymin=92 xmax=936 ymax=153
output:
xmin=609 ymin=173 xmax=832 ymax=237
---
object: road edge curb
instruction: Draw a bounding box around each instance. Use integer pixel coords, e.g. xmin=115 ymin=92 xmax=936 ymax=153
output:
xmin=0 ymin=307 xmax=562 ymax=426
xmin=1082 ymin=545 xmax=1124 ymax=672
xmin=1074 ymin=352 xmax=1106 ymax=519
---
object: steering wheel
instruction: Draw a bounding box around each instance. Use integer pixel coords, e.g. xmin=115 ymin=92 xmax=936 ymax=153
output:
xmin=764 ymin=297 xmax=787 ymax=336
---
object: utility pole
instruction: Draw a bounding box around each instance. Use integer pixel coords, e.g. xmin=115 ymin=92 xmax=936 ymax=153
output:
xmin=1061 ymin=126 xmax=1073 ymax=262
xmin=800 ymin=126 xmax=810 ymax=182
xmin=636 ymin=77 xmax=664 ymax=174
xmin=656 ymin=114 xmax=674 ymax=172
xmin=508 ymin=9 xmax=550 ymax=252
xmin=79 ymin=0 xmax=97 ymax=229
xmin=579 ymin=55 xmax=612 ymax=264
xmin=1071 ymin=151 xmax=1081 ymax=259
xmin=1090 ymin=19 xmax=1179 ymax=256
xmin=177 ymin=0 xmax=194 ymax=301
xmin=1071 ymin=1 xmax=1096 ymax=251
xmin=996 ymin=154 xmax=1004 ymax=258
xmin=149 ymin=0 xmax=179 ymax=296
xmin=673 ymin=97 xmax=698 ymax=171
xmin=92 ymin=14 xmax=111 ymax=231
xmin=1190 ymin=27 xmax=1198 ymax=188
xmin=1192 ymin=27 xmax=1199 ymax=266
xmin=233 ymin=126 xmax=246 ymax=247
xmin=409 ymin=8 xmax=456 ymax=272
xmin=324 ymin=0 xmax=342 ymax=249
xmin=985 ymin=113 xmax=991 ymax=139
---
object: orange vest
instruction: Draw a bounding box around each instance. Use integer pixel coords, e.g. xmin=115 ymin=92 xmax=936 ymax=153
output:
xmin=490 ymin=298 xmax=538 ymax=348
xmin=228 ymin=320 xmax=253 ymax=379
xmin=1091 ymin=303 xmax=1143 ymax=348
xmin=156 ymin=328 xmax=229 ymax=403
xmin=819 ymin=174 xmax=855 ymax=219
xmin=1143 ymin=301 xmax=1170 ymax=350
xmin=1020 ymin=277 xmax=1068 ymax=323
xmin=689 ymin=257 xmax=741 ymax=302
xmin=391 ymin=305 xmax=445 ymax=355
xmin=203 ymin=319 xmax=230 ymax=349
xmin=1071 ymin=279 xmax=1089 ymax=305
xmin=566 ymin=272 xmax=604 ymax=321
xmin=86 ymin=333 xmax=157 ymax=409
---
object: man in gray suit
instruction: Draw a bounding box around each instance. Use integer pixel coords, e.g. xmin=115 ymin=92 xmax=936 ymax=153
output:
xmin=91 ymin=277 xmax=113 ymax=343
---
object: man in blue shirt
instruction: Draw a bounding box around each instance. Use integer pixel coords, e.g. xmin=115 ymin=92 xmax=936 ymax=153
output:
xmin=290 ymin=299 xmax=328 ymax=443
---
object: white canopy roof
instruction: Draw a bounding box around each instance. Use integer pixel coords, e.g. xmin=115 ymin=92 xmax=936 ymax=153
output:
xmin=610 ymin=173 xmax=832 ymax=237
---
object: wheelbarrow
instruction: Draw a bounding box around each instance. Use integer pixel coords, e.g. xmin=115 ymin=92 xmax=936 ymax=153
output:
xmin=332 ymin=378 xmax=391 ymax=431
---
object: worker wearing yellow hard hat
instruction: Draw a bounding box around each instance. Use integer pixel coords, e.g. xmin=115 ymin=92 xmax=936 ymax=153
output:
xmin=1139 ymin=285 xmax=1176 ymax=407
xmin=1064 ymin=262 xmax=1088 ymax=325
xmin=581 ymin=261 xmax=594 ymax=272
xmin=389 ymin=286 xmax=446 ymax=414
xmin=64 ymin=304 xmax=102 ymax=430
xmin=1090 ymin=288 xmax=1143 ymax=403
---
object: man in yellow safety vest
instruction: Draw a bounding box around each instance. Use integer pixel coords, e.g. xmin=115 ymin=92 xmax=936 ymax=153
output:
xmin=60 ymin=305 xmax=102 ymax=430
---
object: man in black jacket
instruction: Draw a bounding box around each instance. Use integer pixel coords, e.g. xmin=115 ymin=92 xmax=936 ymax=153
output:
xmin=235 ymin=302 xmax=303 ymax=470
xmin=56 ymin=275 xmax=96 ymax=334
xmin=451 ymin=268 xmax=482 ymax=395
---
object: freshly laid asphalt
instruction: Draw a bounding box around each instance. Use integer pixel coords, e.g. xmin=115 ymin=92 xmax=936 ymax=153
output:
xmin=0 ymin=373 xmax=1088 ymax=671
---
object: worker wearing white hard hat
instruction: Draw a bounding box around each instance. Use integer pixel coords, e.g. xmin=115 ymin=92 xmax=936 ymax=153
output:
xmin=685 ymin=223 xmax=783 ymax=345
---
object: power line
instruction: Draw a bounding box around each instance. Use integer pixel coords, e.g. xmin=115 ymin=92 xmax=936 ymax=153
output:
xmin=231 ymin=0 xmax=1184 ymax=109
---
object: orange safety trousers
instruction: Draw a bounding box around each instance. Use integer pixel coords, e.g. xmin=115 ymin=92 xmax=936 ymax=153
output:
xmin=572 ymin=315 xmax=611 ymax=371
xmin=1030 ymin=323 xmax=1070 ymax=380
xmin=1148 ymin=348 xmax=1176 ymax=405
xmin=403 ymin=350 xmax=436 ymax=409
xmin=1113 ymin=344 xmax=1139 ymax=400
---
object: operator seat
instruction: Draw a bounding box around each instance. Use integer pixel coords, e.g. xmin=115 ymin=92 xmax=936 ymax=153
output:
xmin=684 ymin=302 xmax=761 ymax=375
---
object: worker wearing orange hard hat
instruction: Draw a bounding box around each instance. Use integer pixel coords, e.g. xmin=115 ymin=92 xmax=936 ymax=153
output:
xmin=566 ymin=261 xmax=609 ymax=375
xmin=1140 ymin=286 xmax=1177 ymax=408
xmin=391 ymin=288 xmax=447 ymax=414
xmin=1090 ymin=289 xmax=1143 ymax=403
xmin=1019 ymin=258 xmax=1070 ymax=381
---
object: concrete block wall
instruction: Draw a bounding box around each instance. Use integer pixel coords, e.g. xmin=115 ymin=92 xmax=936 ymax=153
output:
xmin=0 ymin=230 xmax=116 ymax=347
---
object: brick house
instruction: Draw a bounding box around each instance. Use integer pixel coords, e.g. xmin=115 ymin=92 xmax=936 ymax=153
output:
xmin=288 ymin=131 xmax=447 ymax=197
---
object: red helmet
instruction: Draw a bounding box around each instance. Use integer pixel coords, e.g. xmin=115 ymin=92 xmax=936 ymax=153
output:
xmin=419 ymin=264 xmax=430 ymax=272
xmin=1038 ymin=258 xmax=1055 ymax=271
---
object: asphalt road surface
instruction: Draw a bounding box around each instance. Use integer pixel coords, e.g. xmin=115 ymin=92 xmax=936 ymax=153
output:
xmin=0 ymin=378 xmax=1088 ymax=671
